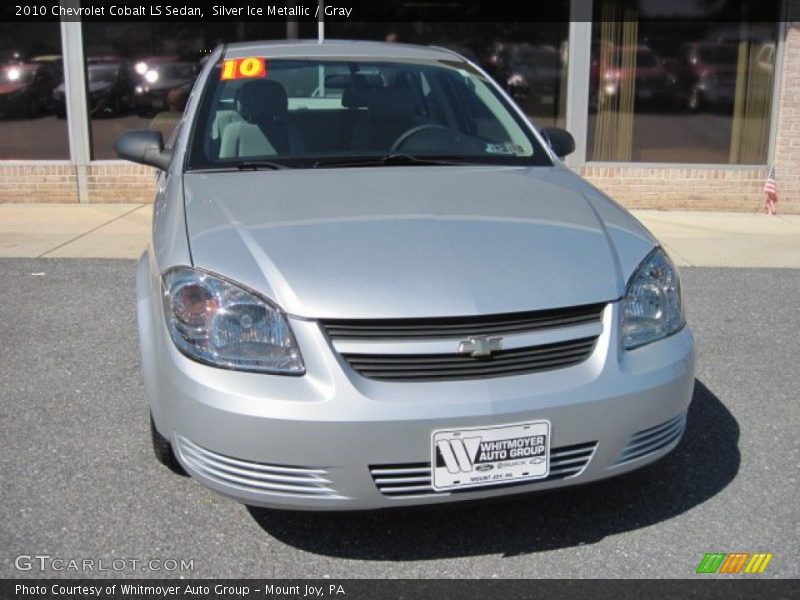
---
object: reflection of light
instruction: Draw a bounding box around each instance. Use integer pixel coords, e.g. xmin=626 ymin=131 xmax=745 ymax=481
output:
xmin=604 ymin=83 xmax=618 ymax=96
xmin=135 ymin=61 xmax=148 ymax=75
xmin=7 ymin=67 xmax=21 ymax=81
xmin=134 ymin=85 xmax=144 ymax=94
xmin=144 ymin=70 xmax=159 ymax=84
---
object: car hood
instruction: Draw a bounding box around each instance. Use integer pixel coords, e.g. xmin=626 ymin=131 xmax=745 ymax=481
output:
xmin=183 ymin=166 xmax=655 ymax=319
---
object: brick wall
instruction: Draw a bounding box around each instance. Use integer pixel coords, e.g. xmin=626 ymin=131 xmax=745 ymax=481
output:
xmin=773 ymin=3 xmax=800 ymax=215
xmin=0 ymin=163 xmax=78 ymax=203
xmin=86 ymin=163 xmax=156 ymax=203
xmin=580 ymin=166 xmax=772 ymax=211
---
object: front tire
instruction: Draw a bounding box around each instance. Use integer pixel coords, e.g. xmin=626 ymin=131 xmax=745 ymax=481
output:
xmin=150 ymin=413 xmax=187 ymax=476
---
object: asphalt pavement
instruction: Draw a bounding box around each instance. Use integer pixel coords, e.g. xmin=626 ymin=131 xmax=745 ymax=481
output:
xmin=0 ymin=258 xmax=797 ymax=578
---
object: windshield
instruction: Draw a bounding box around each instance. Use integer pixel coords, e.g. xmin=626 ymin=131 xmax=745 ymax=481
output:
xmin=187 ymin=57 xmax=551 ymax=170
xmin=158 ymin=64 xmax=196 ymax=80
xmin=89 ymin=66 xmax=118 ymax=83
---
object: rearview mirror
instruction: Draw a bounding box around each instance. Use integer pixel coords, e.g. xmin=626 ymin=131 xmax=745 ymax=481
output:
xmin=114 ymin=129 xmax=171 ymax=170
xmin=539 ymin=127 xmax=576 ymax=159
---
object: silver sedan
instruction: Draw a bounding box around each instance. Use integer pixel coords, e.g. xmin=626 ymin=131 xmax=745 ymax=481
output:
xmin=117 ymin=40 xmax=694 ymax=510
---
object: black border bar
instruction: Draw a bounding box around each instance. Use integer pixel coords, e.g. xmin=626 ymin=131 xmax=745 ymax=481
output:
xmin=3 ymin=579 xmax=800 ymax=600
xmin=1 ymin=0 xmax=785 ymax=23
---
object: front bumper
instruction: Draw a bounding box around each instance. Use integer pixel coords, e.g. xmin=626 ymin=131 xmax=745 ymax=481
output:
xmin=138 ymin=258 xmax=695 ymax=511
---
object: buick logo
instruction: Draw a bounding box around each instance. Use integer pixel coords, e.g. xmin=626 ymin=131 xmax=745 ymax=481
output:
xmin=458 ymin=335 xmax=503 ymax=358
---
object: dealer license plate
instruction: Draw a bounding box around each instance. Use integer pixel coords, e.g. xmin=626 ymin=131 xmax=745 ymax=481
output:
xmin=431 ymin=421 xmax=550 ymax=491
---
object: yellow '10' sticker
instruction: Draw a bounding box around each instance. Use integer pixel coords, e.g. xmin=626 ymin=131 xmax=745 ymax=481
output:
xmin=220 ymin=57 xmax=267 ymax=80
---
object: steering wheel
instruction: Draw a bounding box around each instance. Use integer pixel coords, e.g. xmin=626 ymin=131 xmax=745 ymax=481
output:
xmin=390 ymin=124 xmax=453 ymax=152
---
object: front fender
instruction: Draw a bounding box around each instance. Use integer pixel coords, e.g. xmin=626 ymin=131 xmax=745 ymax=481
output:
xmin=136 ymin=249 xmax=167 ymax=432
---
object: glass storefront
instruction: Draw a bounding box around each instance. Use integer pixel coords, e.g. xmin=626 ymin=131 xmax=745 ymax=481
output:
xmin=0 ymin=2 xmax=783 ymax=168
xmin=0 ymin=22 xmax=69 ymax=159
xmin=587 ymin=0 xmax=779 ymax=164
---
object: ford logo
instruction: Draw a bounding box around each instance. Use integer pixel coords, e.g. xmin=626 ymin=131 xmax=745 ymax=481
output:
xmin=476 ymin=464 xmax=494 ymax=472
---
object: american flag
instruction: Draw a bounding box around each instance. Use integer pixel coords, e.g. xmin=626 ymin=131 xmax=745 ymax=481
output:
xmin=764 ymin=163 xmax=778 ymax=215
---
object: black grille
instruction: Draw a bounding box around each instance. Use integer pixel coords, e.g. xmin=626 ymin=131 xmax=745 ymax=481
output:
xmin=370 ymin=441 xmax=597 ymax=497
xmin=341 ymin=336 xmax=597 ymax=381
xmin=321 ymin=303 xmax=605 ymax=341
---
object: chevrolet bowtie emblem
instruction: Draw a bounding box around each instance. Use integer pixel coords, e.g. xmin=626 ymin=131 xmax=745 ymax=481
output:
xmin=458 ymin=336 xmax=503 ymax=358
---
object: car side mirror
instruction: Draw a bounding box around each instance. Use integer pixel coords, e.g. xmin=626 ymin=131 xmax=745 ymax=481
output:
xmin=540 ymin=127 xmax=576 ymax=159
xmin=114 ymin=129 xmax=171 ymax=170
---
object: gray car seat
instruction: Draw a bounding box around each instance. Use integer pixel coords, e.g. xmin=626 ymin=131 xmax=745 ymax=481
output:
xmin=219 ymin=80 xmax=304 ymax=158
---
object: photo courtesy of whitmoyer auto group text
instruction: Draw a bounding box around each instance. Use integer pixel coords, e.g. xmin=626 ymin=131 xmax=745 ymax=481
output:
xmin=0 ymin=0 xmax=798 ymax=598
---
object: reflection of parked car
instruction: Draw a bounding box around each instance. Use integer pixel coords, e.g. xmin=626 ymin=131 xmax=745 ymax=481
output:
xmin=53 ymin=61 xmax=136 ymax=118
xmin=30 ymin=54 xmax=63 ymax=70
xmin=593 ymin=45 xmax=676 ymax=108
xmin=132 ymin=55 xmax=178 ymax=77
xmin=486 ymin=43 xmax=562 ymax=108
xmin=0 ymin=50 xmax=23 ymax=65
xmin=0 ymin=62 xmax=60 ymax=118
xmin=134 ymin=60 xmax=198 ymax=115
xmin=674 ymin=42 xmax=739 ymax=111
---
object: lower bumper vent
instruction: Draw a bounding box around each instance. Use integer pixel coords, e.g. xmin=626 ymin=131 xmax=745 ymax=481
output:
xmin=370 ymin=441 xmax=597 ymax=497
xmin=176 ymin=436 xmax=340 ymax=498
xmin=613 ymin=412 xmax=687 ymax=466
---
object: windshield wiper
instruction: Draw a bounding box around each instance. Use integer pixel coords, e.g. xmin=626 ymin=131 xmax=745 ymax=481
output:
xmin=235 ymin=160 xmax=288 ymax=170
xmin=188 ymin=160 xmax=290 ymax=173
xmin=313 ymin=154 xmax=471 ymax=169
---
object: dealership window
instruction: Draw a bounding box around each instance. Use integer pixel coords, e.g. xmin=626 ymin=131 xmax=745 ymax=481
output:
xmin=0 ymin=22 xmax=69 ymax=159
xmin=81 ymin=21 xmax=316 ymax=159
xmin=587 ymin=0 xmax=780 ymax=164
xmin=325 ymin=20 xmax=570 ymax=128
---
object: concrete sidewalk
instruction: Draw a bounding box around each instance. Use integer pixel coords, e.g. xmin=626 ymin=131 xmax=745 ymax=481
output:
xmin=0 ymin=203 xmax=798 ymax=267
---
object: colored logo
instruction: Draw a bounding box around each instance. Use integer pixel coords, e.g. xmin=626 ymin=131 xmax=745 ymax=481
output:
xmin=696 ymin=552 xmax=773 ymax=574
xmin=220 ymin=58 xmax=267 ymax=81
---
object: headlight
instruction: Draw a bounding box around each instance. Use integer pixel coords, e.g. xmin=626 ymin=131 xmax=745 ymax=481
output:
xmin=621 ymin=248 xmax=684 ymax=350
xmin=161 ymin=267 xmax=304 ymax=374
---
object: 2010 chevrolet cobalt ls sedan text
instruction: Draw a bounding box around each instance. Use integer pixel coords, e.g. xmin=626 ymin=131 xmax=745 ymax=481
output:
xmin=117 ymin=40 xmax=694 ymax=510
